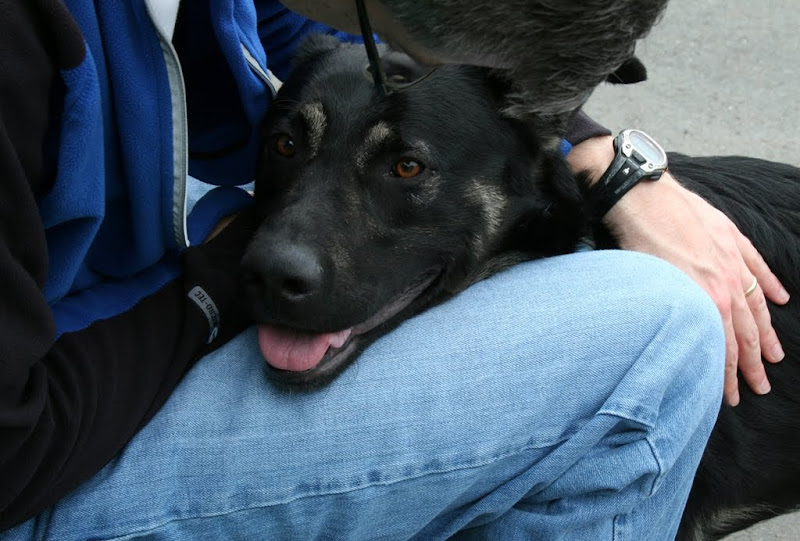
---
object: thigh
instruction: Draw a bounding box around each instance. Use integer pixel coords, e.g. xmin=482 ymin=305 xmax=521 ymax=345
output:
xmin=5 ymin=250 xmax=724 ymax=541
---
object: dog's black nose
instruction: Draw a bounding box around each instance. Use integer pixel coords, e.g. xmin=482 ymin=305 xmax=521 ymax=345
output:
xmin=242 ymin=242 xmax=324 ymax=303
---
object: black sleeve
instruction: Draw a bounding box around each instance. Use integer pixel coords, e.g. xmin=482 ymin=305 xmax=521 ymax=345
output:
xmin=0 ymin=1 xmax=254 ymax=531
xmin=564 ymin=109 xmax=613 ymax=146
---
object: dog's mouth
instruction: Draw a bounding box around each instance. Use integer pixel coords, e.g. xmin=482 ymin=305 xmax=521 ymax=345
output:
xmin=257 ymin=269 xmax=441 ymax=385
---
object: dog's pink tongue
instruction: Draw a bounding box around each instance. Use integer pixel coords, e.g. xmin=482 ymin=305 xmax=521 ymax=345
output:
xmin=257 ymin=325 xmax=351 ymax=372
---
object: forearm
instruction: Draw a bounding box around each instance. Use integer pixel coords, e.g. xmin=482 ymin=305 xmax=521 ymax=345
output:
xmin=0 ymin=217 xmax=253 ymax=531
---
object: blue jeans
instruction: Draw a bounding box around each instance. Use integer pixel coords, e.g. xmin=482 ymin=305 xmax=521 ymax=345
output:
xmin=4 ymin=251 xmax=725 ymax=541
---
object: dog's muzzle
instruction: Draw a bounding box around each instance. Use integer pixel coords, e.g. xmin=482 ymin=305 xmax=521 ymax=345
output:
xmin=252 ymin=269 xmax=440 ymax=378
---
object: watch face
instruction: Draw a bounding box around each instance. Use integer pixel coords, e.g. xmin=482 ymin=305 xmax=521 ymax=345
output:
xmin=630 ymin=130 xmax=667 ymax=168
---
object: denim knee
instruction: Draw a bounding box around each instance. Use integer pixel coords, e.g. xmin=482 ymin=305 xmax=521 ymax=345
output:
xmin=578 ymin=250 xmax=725 ymax=425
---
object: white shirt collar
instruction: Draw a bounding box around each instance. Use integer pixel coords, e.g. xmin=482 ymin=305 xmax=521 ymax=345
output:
xmin=144 ymin=0 xmax=181 ymax=41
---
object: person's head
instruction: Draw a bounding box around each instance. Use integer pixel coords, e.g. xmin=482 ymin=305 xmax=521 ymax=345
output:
xmin=281 ymin=0 xmax=667 ymax=121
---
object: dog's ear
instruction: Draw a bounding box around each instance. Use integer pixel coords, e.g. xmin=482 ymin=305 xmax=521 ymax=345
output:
xmin=293 ymin=34 xmax=342 ymax=66
xmin=377 ymin=49 xmax=437 ymax=87
xmin=606 ymin=56 xmax=648 ymax=84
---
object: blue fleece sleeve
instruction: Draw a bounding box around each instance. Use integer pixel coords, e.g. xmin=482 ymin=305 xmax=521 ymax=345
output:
xmin=255 ymin=2 xmax=361 ymax=82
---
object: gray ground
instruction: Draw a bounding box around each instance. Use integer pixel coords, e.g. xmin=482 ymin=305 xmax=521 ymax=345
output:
xmin=583 ymin=0 xmax=799 ymax=538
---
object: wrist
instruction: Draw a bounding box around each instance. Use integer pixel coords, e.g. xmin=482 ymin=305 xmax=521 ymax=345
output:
xmin=565 ymin=135 xmax=615 ymax=186
xmin=605 ymin=170 xmax=682 ymax=228
xmin=184 ymin=218 xmax=254 ymax=350
xmin=585 ymin=129 xmax=669 ymax=220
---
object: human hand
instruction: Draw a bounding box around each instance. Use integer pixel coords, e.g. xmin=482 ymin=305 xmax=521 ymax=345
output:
xmin=568 ymin=136 xmax=791 ymax=406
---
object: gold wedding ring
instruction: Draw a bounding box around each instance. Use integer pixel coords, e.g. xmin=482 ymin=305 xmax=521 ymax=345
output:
xmin=744 ymin=276 xmax=759 ymax=297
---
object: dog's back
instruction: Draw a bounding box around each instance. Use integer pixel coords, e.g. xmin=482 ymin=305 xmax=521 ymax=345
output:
xmin=662 ymin=155 xmax=800 ymax=541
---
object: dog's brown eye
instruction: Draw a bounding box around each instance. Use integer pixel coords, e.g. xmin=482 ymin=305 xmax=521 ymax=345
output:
xmin=275 ymin=134 xmax=296 ymax=157
xmin=392 ymin=159 xmax=423 ymax=179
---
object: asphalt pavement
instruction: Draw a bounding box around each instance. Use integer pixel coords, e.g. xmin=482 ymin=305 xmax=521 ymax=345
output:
xmin=583 ymin=0 xmax=799 ymax=538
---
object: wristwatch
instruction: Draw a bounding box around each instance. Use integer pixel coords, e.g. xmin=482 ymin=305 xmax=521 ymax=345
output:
xmin=590 ymin=129 xmax=668 ymax=219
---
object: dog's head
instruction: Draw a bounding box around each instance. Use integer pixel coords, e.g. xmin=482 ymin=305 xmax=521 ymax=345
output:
xmin=242 ymin=37 xmax=587 ymax=388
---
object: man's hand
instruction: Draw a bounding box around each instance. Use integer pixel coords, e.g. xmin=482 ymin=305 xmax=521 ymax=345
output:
xmin=568 ymin=136 xmax=790 ymax=406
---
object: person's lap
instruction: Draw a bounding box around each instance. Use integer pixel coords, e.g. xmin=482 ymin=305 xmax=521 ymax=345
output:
xmin=4 ymin=250 xmax=725 ymax=541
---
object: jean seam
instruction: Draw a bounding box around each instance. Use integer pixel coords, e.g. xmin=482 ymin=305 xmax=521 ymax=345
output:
xmin=597 ymin=407 xmax=655 ymax=430
xmin=103 ymin=439 xmax=568 ymax=541
xmin=643 ymin=433 xmax=666 ymax=498
xmin=609 ymin=436 xmax=662 ymax=541
xmin=103 ymin=425 xmax=662 ymax=541
xmin=595 ymin=412 xmax=664 ymax=498
xmin=613 ymin=513 xmax=622 ymax=541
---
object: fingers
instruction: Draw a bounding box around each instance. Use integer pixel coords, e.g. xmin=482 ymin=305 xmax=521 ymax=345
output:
xmin=745 ymin=278 xmax=785 ymax=364
xmin=737 ymin=233 xmax=791 ymax=305
xmin=720 ymin=224 xmax=787 ymax=406
xmin=719 ymin=305 xmax=741 ymax=407
xmin=730 ymin=274 xmax=770 ymax=404
xmin=721 ymin=273 xmax=774 ymax=407
xmin=735 ymin=234 xmax=787 ymax=363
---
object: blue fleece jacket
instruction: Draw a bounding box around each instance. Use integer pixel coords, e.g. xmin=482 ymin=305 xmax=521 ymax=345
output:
xmin=41 ymin=0 xmax=354 ymax=336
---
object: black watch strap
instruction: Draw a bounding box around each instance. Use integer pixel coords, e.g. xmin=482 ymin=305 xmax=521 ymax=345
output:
xmin=591 ymin=155 xmax=651 ymax=218
xmin=589 ymin=130 xmax=667 ymax=220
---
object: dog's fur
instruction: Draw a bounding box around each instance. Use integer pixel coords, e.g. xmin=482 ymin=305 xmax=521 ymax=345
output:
xmin=241 ymin=39 xmax=800 ymax=540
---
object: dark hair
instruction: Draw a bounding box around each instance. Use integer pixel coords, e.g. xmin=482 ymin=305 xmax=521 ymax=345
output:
xmin=379 ymin=0 xmax=667 ymax=118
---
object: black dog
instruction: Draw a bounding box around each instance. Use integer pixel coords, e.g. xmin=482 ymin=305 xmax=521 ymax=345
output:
xmin=241 ymin=38 xmax=800 ymax=540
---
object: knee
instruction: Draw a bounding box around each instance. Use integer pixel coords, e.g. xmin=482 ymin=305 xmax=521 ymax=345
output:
xmin=622 ymin=250 xmax=725 ymax=365
xmin=574 ymin=250 xmax=725 ymax=420
xmin=589 ymin=250 xmax=724 ymax=350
